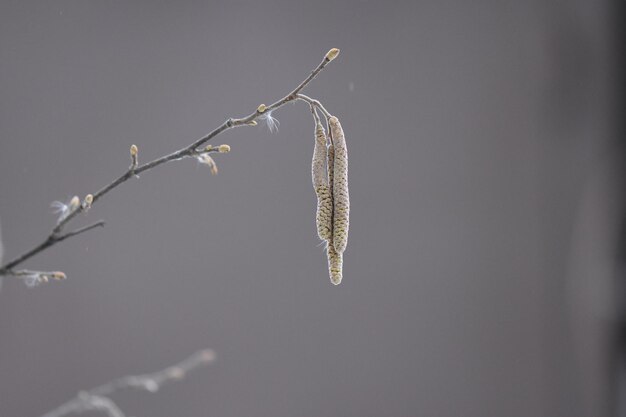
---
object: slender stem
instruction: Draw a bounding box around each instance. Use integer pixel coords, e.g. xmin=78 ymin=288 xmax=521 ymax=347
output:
xmin=310 ymin=103 xmax=321 ymax=125
xmin=0 ymin=52 xmax=337 ymax=277
xmin=296 ymin=93 xmax=332 ymax=118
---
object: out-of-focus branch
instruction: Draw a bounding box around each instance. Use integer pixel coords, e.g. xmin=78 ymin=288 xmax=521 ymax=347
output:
xmin=41 ymin=349 xmax=216 ymax=417
xmin=0 ymin=48 xmax=340 ymax=283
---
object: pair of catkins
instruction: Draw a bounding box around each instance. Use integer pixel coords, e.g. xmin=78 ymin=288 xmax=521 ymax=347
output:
xmin=312 ymin=116 xmax=349 ymax=285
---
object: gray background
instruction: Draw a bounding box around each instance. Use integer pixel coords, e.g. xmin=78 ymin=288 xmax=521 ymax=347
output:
xmin=0 ymin=1 xmax=619 ymax=416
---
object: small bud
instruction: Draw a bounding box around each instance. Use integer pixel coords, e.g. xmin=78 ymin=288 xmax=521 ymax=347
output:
xmin=69 ymin=196 xmax=80 ymax=211
xmin=51 ymin=271 xmax=67 ymax=280
xmin=83 ymin=194 xmax=93 ymax=210
xmin=257 ymin=104 xmax=267 ymax=113
xmin=205 ymin=145 xmax=213 ymax=151
xmin=325 ymin=48 xmax=340 ymax=62
xmin=218 ymin=144 xmax=231 ymax=153
xmin=129 ymin=144 xmax=139 ymax=169
xmin=247 ymin=120 xmax=258 ymax=126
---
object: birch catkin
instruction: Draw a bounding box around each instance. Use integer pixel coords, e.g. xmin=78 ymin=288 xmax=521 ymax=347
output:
xmin=325 ymin=134 xmax=341 ymax=284
xmin=327 ymin=140 xmax=335 ymax=202
xmin=329 ymin=116 xmax=349 ymax=254
xmin=312 ymin=121 xmax=332 ymax=241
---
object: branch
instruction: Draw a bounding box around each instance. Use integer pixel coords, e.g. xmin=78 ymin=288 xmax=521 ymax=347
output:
xmin=40 ymin=349 xmax=216 ymax=417
xmin=296 ymin=93 xmax=332 ymax=119
xmin=57 ymin=221 xmax=106 ymax=242
xmin=0 ymin=48 xmax=340 ymax=280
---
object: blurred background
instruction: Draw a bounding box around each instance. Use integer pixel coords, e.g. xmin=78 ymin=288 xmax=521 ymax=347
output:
xmin=0 ymin=1 xmax=623 ymax=416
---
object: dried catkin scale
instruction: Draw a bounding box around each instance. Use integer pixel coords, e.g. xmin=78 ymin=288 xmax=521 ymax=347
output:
xmin=312 ymin=122 xmax=333 ymax=241
xmin=329 ymin=116 xmax=349 ymax=254
xmin=327 ymin=244 xmax=343 ymax=285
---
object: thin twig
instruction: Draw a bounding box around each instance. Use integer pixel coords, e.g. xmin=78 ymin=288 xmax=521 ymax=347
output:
xmin=40 ymin=349 xmax=216 ymax=417
xmin=57 ymin=221 xmax=106 ymax=242
xmin=0 ymin=221 xmax=105 ymax=274
xmin=297 ymin=93 xmax=332 ymax=119
xmin=0 ymin=50 xmax=339 ymax=278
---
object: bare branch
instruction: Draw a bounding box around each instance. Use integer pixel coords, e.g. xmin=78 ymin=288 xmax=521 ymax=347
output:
xmin=41 ymin=349 xmax=216 ymax=417
xmin=0 ymin=48 xmax=340 ymax=280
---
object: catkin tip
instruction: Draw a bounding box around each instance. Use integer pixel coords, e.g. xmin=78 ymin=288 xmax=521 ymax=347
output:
xmin=325 ymin=48 xmax=340 ymax=62
xmin=327 ymin=245 xmax=343 ymax=285
xmin=130 ymin=144 xmax=138 ymax=156
xmin=218 ymin=144 xmax=231 ymax=153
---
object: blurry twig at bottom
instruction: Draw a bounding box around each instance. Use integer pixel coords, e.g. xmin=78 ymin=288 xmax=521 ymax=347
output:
xmin=40 ymin=349 xmax=216 ymax=417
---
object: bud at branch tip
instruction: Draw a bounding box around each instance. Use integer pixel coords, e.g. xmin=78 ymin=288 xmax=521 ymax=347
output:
xmin=325 ymin=48 xmax=340 ymax=62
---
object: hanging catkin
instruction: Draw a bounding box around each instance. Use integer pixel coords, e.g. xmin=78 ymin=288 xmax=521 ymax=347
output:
xmin=329 ymin=116 xmax=349 ymax=254
xmin=325 ymin=133 xmax=341 ymax=284
xmin=327 ymin=243 xmax=343 ymax=285
xmin=327 ymin=140 xmax=335 ymax=204
xmin=312 ymin=121 xmax=333 ymax=242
